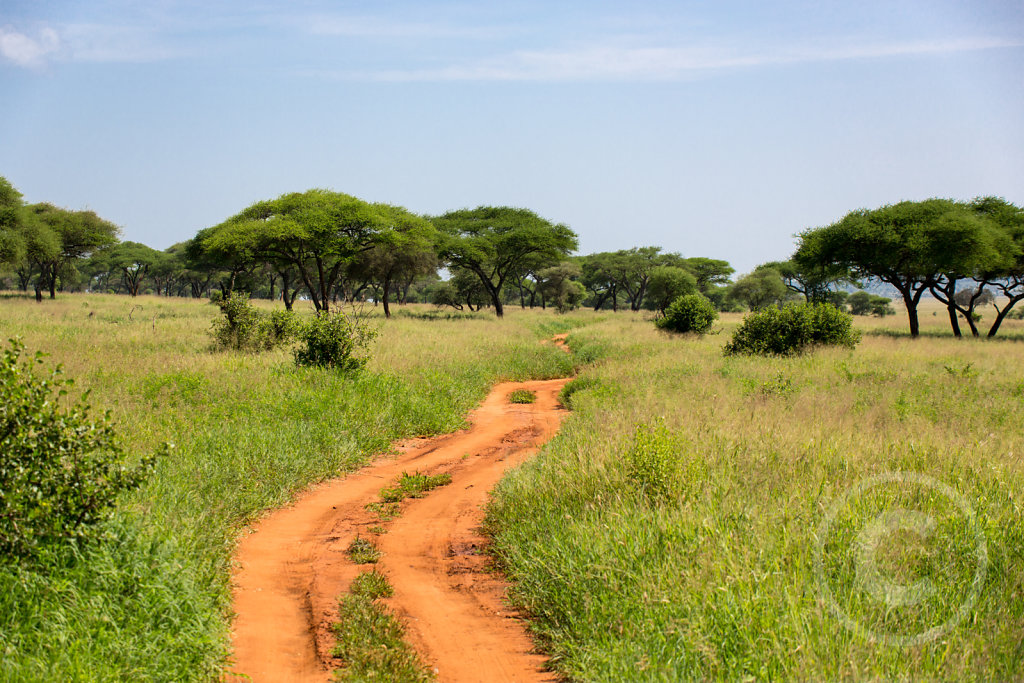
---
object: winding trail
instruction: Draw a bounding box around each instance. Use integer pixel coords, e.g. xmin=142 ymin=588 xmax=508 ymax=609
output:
xmin=228 ymin=335 xmax=572 ymax=682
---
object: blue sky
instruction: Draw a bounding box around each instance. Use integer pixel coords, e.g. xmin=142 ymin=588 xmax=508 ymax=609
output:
xmin=1 ymin=1 xmax=1022 ymax=273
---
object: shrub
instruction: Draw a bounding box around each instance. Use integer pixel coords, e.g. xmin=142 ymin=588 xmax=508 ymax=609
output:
xmin=211 ymin=294 xmax=263 ymax=350
xmin=264 ymin=309 xmax=301 ymax=347
xmin=724 ymin=302 xmax=860 ymax=356
xmin=656 ymin=294 xmax=718 ymax=334
xmin=294 ymin=311 xmax=377 ymax=371
xmin=212 ymin=295 xmax=301 ymax=352
xmin=0 ymin=339 xmax=164 ymax=561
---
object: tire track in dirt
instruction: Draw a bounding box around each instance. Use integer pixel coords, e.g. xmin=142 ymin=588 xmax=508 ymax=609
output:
xmin=228 ymin=335 xmax=573 ymax=682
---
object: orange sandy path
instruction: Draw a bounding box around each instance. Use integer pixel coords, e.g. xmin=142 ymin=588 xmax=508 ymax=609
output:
xmin=227 ymin=375 xmax=571 ymax=682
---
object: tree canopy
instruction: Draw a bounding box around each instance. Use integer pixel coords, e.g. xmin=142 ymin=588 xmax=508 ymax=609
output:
xmin=434 ymin=206 xmax=578 ymax=317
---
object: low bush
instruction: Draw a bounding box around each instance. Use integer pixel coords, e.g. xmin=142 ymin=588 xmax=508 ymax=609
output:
xmin=656 ymin=294 xmax=718 ymax=334
xmin=0 ymin=339 xmax=164 ymax=561
xmin=724 ymin=302 xmax=860 ymax=356
xmin=294 ymin=311 xmax=377 ymax=371
xmin=212 ymin=295 xmax=301 ymax=352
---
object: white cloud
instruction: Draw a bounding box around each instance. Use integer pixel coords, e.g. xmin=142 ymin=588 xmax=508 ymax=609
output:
xmin=0 ymin=26 xmax=60 ymax=67
xmin=346 ymin=36 xmax=1022 ymax=82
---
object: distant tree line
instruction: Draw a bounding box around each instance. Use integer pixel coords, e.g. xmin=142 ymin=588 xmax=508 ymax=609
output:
xmin=3 ymin=177 xmax=1022 ymax=332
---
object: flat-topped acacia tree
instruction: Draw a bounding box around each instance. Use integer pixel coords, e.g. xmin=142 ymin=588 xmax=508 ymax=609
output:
xmin=794 ymin=199 xmax=1008 ymax=337
xmin=202 ymin=190 xmax=430 ymax=314
xmin=434 ymin=206 xmax=577 ymax=318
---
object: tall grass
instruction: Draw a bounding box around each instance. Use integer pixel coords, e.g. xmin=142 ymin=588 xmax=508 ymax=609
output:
xmin=487 ymin=305 xmax=1024 ymax=680
xmin=0 ymin=294 xmax=575 ymax=681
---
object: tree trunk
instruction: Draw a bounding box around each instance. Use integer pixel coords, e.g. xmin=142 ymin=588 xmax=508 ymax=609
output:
xmin=899 ymin=288 xmax=920 ymax=337
xmin=382 ymin=276 xmax=392 ymax=318
xmin=988 ymin=296 xmax=1024 ymax=337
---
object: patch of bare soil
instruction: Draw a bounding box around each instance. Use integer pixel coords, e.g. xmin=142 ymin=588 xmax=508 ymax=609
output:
xmin=227 ymin=375 xmax=570 ymax=682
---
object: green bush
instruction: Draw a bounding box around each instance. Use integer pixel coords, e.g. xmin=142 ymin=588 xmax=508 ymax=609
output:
xmin=212 ymin=295 xmax=300 ymax=351
xmin=656 ymin=294 xmax=718 ymax=334
xmin=724 ymin=302 xmax=860 ymax=356
xmin=211 ymin=294 xmax=264 ymax=350
xmin=0 ymin=339 xmax=163 ymax=561
xmin=294 ymin=311 xmax=377 ymax=371
xmin=264 ymin=309 xmax=301 ymax=347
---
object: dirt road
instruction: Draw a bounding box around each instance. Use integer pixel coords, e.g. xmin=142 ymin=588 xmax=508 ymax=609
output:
xmin=228 ymin=367 xmax=572 ymax=682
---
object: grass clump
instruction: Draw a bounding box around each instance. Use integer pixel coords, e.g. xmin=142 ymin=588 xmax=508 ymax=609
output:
xmin=626 ymin=420 xmax=679 ymax=503
xmin=724 ymin=301 xmax=860 ymax=356
xmin=379 ymin=471 xmax=453 ymax=504
xmin=332 ymin=572 xmax=432 ymax=682
xmin=347 ymin=536 xmax=381 ymax=564
xmin=508 ymin=389 xmax=536 ymax=404
xmin=349 ymin=570 xmax=393 ymax=599
xmin=656 ymin=294 xmax=718 ymax=334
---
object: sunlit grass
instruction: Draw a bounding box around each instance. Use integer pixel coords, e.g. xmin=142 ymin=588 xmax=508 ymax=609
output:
xmin=0 ymin=293 xmax=580 ymax=681
xmin=487 ymin=306 xmax=1024 ymax=680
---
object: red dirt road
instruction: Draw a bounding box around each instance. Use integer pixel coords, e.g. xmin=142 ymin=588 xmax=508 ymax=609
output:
xmin=228 ymin=375 xmax=571 ymax=682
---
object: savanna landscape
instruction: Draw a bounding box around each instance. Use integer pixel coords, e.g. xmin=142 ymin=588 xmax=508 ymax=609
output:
xmin=1 ymin=178 xmax=1024 ymax=681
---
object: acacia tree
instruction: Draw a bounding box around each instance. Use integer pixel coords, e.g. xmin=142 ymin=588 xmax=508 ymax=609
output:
xmin=434 ymin=206 xmax=577 ymax=318
xmin=106 ymin=241 xmax=163 ymax=296
xmin=794 ymin=199 xmax=1000 ymax=337
xmin=0 ymin=177 xmax=27 ymax=269
xmin=961 ymin=197 xmax=1024 ymax=337
xmin=731 ymin=267 xmax=790 ymax=310
xmin=606 ymin=247 xmax=663 ymax=311
xmin=213 ymin=190 xmax=412 ymax=313
xmin=580 ymin=252 xmax=620 ymax=311
xmin=681 ymin=257 xmax=734 ymax=294
xmin=765 ymin=257 xmax=852 ymax=303
xmin=23 ymin=203 xmax=120 ymax=300
xmin=347 ymin=205 xmax=436 ymax=318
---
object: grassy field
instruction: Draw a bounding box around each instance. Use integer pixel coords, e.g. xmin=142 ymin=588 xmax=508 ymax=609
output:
xmin=0 ymin=294 xmax=575 ymax=681
xmin=486 ymin=302 xmax=1024 ymax=680
xmin=2 ymin=293 xmax=1022 ymax=681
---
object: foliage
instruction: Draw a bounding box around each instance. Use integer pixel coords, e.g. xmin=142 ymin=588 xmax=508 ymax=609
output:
xmin=211 ymin=294 xmax=301 ymax=352
xmin=724 ymin=302 xmax=861 ymax=356
xmin=646 ymin=266 xmax=698 ymax=313
xmin=294 ymin=310 xmax=378 ymax=371
xmin=211 ymin=293 xmax=264 ymax=351
xmin=536 ymin=261 xmax=586 ymax=313
xmin=848 ymin=290 xmax=895 ymax=317
xmin=656 ymin=294 xmax=718 ymax=334
xmin=0 ymin=339 xmax=161 ymax=561
xmin=730 ymin=267 xmax=791 ymax=310
xmin=793 ymin=198 xmax=1014 ymax=337
xmin=434 ymin=206 xmax=578 ymax=317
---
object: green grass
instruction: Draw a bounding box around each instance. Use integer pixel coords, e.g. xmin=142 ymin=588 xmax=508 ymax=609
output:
xmin=332 ymin=571 xmax=433 ymax=682
xmin=485 ymin=308 xmax=1024 ymax=681
xmin=508 ymin=389 xmax=536 ymax=404
xmin=0 ymin=294 xmax=580 ymax=681
xmin=348 ymin=537 xmax=382 ymax=564
xmin=379 ymin=471 xmax=453 ymax=504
